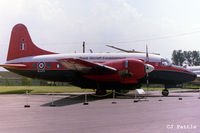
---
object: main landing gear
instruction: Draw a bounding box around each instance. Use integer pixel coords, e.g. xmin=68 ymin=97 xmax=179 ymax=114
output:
xmin=162 ymin=89 xmax=169 ymax=96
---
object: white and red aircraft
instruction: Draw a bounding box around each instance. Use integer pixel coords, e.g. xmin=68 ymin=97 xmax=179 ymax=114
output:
xmin=0 ymin=24 xmax=197 ymax=96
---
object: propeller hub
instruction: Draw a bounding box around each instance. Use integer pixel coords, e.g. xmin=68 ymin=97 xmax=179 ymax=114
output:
xmin=145 ymin=64 xmax=154 ymax=73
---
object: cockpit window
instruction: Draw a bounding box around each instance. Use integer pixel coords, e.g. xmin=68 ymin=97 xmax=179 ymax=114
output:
xmin=161 ymin=58 xmax=172 ymax=66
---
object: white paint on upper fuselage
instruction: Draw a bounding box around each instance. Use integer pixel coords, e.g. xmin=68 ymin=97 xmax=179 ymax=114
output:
xmin=6 ymin=53 xmax=163 ymax=64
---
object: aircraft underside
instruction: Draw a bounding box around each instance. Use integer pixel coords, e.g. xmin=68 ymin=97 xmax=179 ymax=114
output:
xmin=6 ymin=68 xmax=195 ymax=90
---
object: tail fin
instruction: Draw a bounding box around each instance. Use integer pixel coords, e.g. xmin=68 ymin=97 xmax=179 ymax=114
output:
xmin=7 ymin=24 xmax=56 ymax=61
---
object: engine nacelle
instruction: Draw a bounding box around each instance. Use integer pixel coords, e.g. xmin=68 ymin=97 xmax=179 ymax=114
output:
xmin=84 ymin=59 xmax=147 ymax=84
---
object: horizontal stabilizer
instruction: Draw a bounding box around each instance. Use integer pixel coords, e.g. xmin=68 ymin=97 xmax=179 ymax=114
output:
xmin=0 ymin=64 xmax=27 ymax=69
xmin=57 ymin=58 xmax=117 ymax=73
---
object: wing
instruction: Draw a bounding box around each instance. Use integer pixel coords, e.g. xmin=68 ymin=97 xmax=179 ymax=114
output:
xmin=57 ymin=58 xmax=117 ymax=74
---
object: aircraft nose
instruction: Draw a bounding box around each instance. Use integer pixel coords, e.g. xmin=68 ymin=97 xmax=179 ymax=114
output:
xmin=145 ymin=64 xmax=154 ymax=73
xmin=182 ymin=70 xmax=197 ymax=82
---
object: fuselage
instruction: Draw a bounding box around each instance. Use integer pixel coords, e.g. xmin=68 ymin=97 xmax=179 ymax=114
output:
xmin=5 ymin=52 xmax=196 ymax=89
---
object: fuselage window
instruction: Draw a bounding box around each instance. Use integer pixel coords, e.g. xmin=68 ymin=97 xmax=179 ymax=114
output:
xmin=161 ymin=59 xmax=168 ymax=66
xmin=57 ymin=63 xmax=62 ymax=68
xmin=20 ymin=43 xmax=25 ymax=50
xmin=125 ymin=60 xmax=129 ymax=68
xmin=161 ymin=58 xmax=172 ymax=66
xmin=46 ymin=63 xmax=52 ymax=68
xmin=32 ymin=63 xmax=37 ymax=68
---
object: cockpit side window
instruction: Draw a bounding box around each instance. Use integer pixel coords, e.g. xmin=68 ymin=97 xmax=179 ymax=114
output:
xmin=161 ymin=58 xmax=172 ymax=66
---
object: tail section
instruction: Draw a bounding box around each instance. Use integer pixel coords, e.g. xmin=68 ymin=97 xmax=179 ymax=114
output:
xmin=7 ymin=24 xmax=56 ymax=61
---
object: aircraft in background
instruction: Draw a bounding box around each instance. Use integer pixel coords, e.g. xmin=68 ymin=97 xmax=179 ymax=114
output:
xmin=185 ymin=66 xmax=200 ymax=84
xmin=0 ymin=24 xmax=197 ymax=96
xmin=106 ymin=44 xmax=160 ymax=55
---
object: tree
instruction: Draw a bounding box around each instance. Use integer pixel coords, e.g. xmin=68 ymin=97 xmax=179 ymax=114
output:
xmin=172 ymin=50 xmax=200 ymax=66
xmin=192 ymin=51 xmax=200 ymax=66
xmin=171 ymin=50 xmax=185 ymax=66
xmin=183 ymin=51 xmax=192 ymax=66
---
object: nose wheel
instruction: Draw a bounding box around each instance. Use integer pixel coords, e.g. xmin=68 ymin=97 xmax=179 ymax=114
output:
xmin=162 ymin=89 xmax=169 ymax=96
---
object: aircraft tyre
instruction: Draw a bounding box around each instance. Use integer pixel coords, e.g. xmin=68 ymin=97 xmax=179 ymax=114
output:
xmin=162 ymin=89 xmax=169 ymax=96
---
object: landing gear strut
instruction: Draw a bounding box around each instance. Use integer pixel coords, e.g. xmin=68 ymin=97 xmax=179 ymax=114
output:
xmin=162 ymin=89 xmax=169 ymax=96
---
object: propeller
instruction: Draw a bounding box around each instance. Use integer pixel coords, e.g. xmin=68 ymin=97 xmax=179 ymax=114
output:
xmin=145 ymin=45 xmax=154 ymax=97
xmin=89 ymin=49 xmax=93 ymax=53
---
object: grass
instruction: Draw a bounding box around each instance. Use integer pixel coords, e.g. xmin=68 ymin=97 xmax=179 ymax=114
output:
xmin=0 ymin=84 xmax=199 ymax=94
xmin=0 ymin=86 xmax=93 ymax=94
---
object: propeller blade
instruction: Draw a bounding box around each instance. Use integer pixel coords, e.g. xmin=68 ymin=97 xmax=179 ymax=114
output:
xmin=145 ymin=45 xmax=149 ymax=63
xmin=89 ymin=49 xmax=93 ymax=53
xmin=145 ymin=63 xmax=154 ymax=90
xmin=146 ymin=73 xmax=149 ymax=88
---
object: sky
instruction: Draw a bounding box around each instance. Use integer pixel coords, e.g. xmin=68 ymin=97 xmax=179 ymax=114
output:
xmin=1 ymin=0 xmax=200 ymax=68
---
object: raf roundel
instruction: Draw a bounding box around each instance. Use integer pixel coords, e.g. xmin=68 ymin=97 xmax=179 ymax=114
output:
xmin=38 ymin=62 xmax=45 ymax=69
